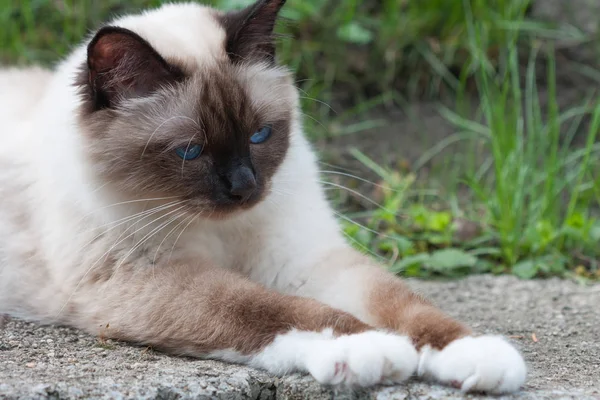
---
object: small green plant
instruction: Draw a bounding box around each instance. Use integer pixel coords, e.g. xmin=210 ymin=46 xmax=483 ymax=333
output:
xmin=339 ymin=5 xmax=600 ymax=280
xmin=336 ymin=150 xmax=484 ymax=278
xmin=454 ymin=0 xmax=600 ymax=278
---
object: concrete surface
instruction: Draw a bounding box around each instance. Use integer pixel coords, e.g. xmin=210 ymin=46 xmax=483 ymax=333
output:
xmin=1 ymin=275 xmax=599 ymax=399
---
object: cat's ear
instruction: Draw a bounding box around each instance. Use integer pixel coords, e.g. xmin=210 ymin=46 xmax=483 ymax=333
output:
xmin=84 ymin=26 xmax=184 ymax=110
xmin=220 ymin=0 xmax=286 ymax=64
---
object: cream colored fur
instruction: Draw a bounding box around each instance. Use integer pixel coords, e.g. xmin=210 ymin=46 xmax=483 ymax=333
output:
xmin=0 ymin=2 xmax=526 ymax=393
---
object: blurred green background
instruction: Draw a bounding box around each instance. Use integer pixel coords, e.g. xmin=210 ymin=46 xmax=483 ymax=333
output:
xmin=2 ymin=0 xmax=600 ymax=280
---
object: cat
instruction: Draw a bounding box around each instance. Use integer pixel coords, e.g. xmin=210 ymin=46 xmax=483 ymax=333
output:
xmin=0 ymin=0 xmax=526 ymax=392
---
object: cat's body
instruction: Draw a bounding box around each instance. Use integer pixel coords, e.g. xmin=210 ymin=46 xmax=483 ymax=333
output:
xmin=0 ymin=0 xmax=527 ymax=392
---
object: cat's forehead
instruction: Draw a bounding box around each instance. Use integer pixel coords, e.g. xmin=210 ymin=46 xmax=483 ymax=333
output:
xmin=81 ymin=2 xmax=297 ymax=141
xmin=135 ymin=64 xmax=295 ymax=140
xmin=109 ymin=2 xmax=296 ymax=111
xmin=195 ymin=63 xmax=295 ymax=121
xmin=111 ymin=3 xmax=229 ymax=68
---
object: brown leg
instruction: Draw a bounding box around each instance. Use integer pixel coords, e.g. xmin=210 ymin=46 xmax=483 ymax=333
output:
xmin=294 ymin=248 xmax=527 ymax=393
xmin=368 ymin=274 xmax=471 ymax=349
xmin=67 ymin=262 xmax=418 ymax=386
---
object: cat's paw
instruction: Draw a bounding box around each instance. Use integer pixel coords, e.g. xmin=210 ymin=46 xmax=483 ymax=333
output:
xmin=417 ymin=335 xmax=526 ymax=394
xmin=305 ymin=331 xmax=418 ymax=387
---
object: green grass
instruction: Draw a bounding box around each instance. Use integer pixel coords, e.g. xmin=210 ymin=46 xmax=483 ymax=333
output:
xmin=336 ymin=3 xmax=600 ymax=280
xmin=2 ymin=0 xmax=541 ymax=136
xmin=1 ymin=0 xmax=598 ymax=279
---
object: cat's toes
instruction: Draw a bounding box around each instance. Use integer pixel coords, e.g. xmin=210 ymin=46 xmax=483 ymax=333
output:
xmin=305 ymin=331 xmax=418 ymax=387
xmin=418 ymin=335 xmax=527 ymax=394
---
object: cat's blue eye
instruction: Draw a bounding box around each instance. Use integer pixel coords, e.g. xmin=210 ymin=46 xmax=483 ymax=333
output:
xmin=175 ymin=144 xmax=203 ymax=160
xmin=250 ymin=125 xmax=272 ymax=144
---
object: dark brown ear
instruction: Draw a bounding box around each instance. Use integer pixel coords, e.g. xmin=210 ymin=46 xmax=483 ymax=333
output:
xmin=85 ymin=26 xmax=184 ymax=110
xmin=219 ymin=0 xmax=286 ymax=64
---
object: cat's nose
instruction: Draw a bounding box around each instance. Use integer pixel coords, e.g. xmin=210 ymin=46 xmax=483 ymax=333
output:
xmin=229 ymin=165 xmax=257 ymax=201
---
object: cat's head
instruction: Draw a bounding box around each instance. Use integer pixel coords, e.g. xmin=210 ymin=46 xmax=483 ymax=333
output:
xmin=76 ymin=0 xmax=297 ymax=218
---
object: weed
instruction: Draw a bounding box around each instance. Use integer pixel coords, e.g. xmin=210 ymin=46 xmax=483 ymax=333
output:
xmin=338 ymin=4 xmax=600 ymax=280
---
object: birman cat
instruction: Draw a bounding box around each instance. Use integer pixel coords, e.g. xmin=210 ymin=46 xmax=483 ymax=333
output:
xmin=0 ymin=0 xmax=526 ymax=392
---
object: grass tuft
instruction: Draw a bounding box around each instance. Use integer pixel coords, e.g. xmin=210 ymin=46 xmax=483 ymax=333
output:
xmin=337 ymin=2 xmax=600 ymax=280
xmin=2 ymin=0 xmax=598 ymax=279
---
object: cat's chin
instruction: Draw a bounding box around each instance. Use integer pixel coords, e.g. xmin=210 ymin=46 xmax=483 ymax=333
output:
xmin=193 ymin=199 xmax=264 ymax=221
xmin=198 ymin=187 xmax=269 ymax=220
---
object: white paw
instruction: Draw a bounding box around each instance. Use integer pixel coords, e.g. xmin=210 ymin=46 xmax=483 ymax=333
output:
xmin=418 ymin=335 xmax=527 ymax=394
xmin=304 ymin=331 xmax=418 ymax=387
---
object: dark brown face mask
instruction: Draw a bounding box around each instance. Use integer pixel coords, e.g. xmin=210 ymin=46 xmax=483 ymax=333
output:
xmin=74 ymin=0 xmax=294 ymax=218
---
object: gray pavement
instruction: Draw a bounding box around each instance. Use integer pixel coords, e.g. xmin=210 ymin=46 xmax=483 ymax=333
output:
xmin=1 ymin=275 xmax=598 ymax=399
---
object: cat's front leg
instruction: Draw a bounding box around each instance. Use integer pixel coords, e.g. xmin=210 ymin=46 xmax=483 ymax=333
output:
xmin=71 ymin=263 xmax=418 ymax=387
xmin=293 ymin=248 xmax=527 ymax=393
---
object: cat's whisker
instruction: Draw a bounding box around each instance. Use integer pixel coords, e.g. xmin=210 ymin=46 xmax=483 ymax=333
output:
xmin=90 ymin=181 xmax=111 ymax=194
xmin=318 ymin=161 xmax=361 ymax=174
xmin=110 ymin=209 xmax=187 ymax=283
xmin=141 ymin=115 xmax=200 ymax=159
xmin=181 ymin=134 xmax=198 ymax=176
xmin=57 ymin=203 xmax=189 ymax=317
xmin=78 ymin=201 xmax=184 ymax=249
xmin=167 ymin=211 xmax=201 ymax=265
xmin=293 ymin=78 xmax=314 ymax=86
xmin=274 ymin=177 xmax=401 ymax=229
xmin=293 ymin=85 xmax=312 ymax=96
xmin=76 ymin=196 xmax=180 ymax=225
xmin=152 ymin=211 xmax=194 ymax=270
xmin=297 ymin=96 xmax=336 ymax=114
xmin=198 ymin=118 xmax=209 ymax=146
xmin=318 ymin=180 xmax=392 ymax=213
xmin=152 ymin=223 xmax=183 ymax=291
xmin=244 ymin=61 xmax=275 ymax=83
xmin=207 ymin=206 xmax=216 ymax=220
xmin=319 ymin=170 xmax=403 ymax=193
xmin=166 ymin=213 xmax=197 ymax=262
xmin=270 ymin=188 xmax=295 ymax=198
xmin=297 ymin=111 xmax=327 ymax=130
xmin=330 ymin=208 xmax=403 ymax=244
xmin=76 ymin=204 xmax=181 ymax=263
xmin=96 ymin=204 xmax=189 ymax=287
xmin=340 ymin=229 xmax=386 ymax=262
xmin=329 ymin=209 xmax=387 ymax=262
xmin=123 ymin=204 xmax=189 ymax=248
xmin=265 ymin=197 xmax=284 ymax=214
xmin=82 ymin=199 xmax=181 ymax=232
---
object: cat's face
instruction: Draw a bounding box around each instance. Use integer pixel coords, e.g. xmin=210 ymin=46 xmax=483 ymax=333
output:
xmin=76 ymin=0 xmax=296 ymax=218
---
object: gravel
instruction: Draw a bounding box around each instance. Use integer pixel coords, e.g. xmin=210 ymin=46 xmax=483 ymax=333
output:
xmin=1 ymin=275 xmax=599 ymax=399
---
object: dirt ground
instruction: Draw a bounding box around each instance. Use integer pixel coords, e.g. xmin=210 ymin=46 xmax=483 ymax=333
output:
xmin=1 ymin=275 xmax=598 ymax=399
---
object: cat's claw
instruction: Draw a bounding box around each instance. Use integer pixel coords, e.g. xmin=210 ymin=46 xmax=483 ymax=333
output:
xmin=417 ymin=335 xmax=527 ymax=394
xmin=304 ymin=331 xmax=418 ymax=387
